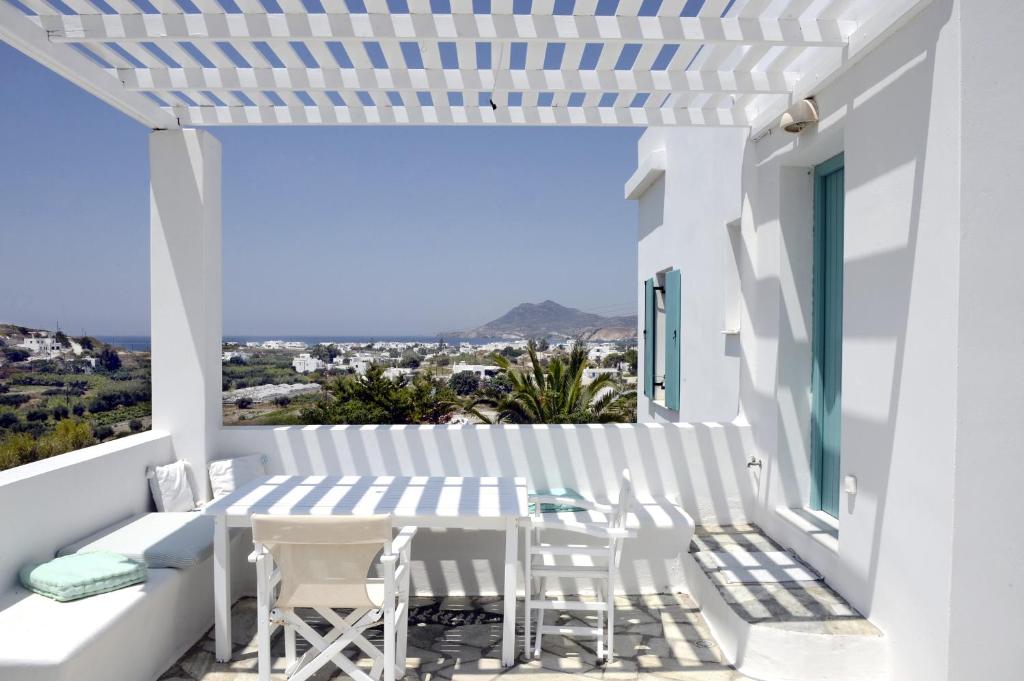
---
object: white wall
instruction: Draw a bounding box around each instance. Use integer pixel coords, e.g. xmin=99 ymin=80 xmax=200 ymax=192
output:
xmin=636 ymin=2 xmax=987 ymax=680
xmin=0 ymin=432 xmax=173 ymax=590
xmin=634 ymin=128 xmax=746 ymax=424
xmin=217 ymin=422 xmax=758 ymax=594
xmin=947 ymin=1 xmax=1024 ymax=678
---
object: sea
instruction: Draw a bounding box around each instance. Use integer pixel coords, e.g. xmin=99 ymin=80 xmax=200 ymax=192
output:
xmin=96 ymin=335 xmax=514 ymax=352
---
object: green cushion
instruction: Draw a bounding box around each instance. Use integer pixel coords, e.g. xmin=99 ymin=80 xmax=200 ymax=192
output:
xmin=529 ymin=487 xmax=587 ymax=514
xmin=19 ymin=551 xmax=147 ymax=602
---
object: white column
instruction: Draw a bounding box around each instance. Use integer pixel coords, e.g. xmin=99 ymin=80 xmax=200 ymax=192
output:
xmin=150 ymin=129 xmax=222 ymax=501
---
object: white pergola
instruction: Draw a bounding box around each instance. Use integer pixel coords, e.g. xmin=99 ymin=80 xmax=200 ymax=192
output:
xmin=1 ymin=0 xmax=931 ymax=130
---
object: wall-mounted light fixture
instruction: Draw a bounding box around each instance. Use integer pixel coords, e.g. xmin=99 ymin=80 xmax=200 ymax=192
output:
xmin=780 ymin=98 xmax=819 ymax=134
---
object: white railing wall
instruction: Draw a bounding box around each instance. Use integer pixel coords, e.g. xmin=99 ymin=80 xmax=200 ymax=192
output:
xmin=0 ymin=431 xmax=174 ymax=590
xmin=217 ymin=420 xmax=757 ymax=595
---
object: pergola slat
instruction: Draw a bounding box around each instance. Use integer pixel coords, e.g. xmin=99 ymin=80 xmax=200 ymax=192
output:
xmin=172 ymin=102 xmax=752 ymax=126
xmin=115 ymin=66 xmax=798 ymax=95
xmin=41 ymin=14 xmax=855 ymax=47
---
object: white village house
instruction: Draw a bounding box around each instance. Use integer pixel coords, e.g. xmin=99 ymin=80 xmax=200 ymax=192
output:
xmin=18 ymin=334 xmax=62 ymax=356
xmin=0 ymin=2 xmax=1021 ymax=681
xmin=291 ymin=352 xmax=325 ymax=374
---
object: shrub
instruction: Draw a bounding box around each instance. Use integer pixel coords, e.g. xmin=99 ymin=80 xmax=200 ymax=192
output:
xmin=0 ymin=384 xmax=9 ymax=394
xmin=2 ymin=348 xmax=30 ymax=363
xmin=51 ymin=405 xmax=69 ymax=420
xmin=0 ymin=410 xmax=19 ymax=429
xmin=93 ymin=424 xmax=114 ymax=440
xmin=72 ymin=404 xmax=85 ymax=417
xmin=128 ymin=419 xmax=144 ymax=432
xmin=97 ymin=347 xmax=122 ymax=372
xmin=273 ymin=396 xmax=292 ymax=407
xmin=235 ymin=397 xmax=254 ymax=409
xmin=448 ymin=370 xmax=480 ymax=396
xmin=37 ymin=420 xmax=96 ymax=458
xmin=0 ymin=394 xmax=29 ymax=407
xmin=0 ymin=432 xmax=37 ymax=470
xmin=26 ymin=409 xmax=49 ymax=422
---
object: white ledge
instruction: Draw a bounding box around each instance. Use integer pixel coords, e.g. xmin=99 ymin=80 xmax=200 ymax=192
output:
xmin=624 ymin=148 xmax=666 ymax=200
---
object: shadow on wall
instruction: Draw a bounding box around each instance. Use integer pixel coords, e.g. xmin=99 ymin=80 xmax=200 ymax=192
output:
xmin=744 ymin=0 xmax=953 ymax=633
xmin=217 ymin=421 xmax=757 ymax=595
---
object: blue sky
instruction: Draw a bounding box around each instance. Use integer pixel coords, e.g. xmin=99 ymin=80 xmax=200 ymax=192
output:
xmin=0 ymin=41 xmax=641 ymax=337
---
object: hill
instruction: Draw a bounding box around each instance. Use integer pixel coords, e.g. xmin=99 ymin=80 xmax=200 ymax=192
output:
xmin=442 ymin=300 xmax=637 ymax=341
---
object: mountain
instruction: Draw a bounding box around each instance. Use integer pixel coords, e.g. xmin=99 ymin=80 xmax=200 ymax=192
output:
xmin=442 ymin=300 xmax=637 ymax=341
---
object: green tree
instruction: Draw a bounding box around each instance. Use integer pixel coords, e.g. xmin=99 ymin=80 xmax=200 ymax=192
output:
xmin=601 ymin=352 xmax=624 ymax=368
xmin=624 ymin=348 xmax=638 ymax=374
xmin=128 ymin=419 xmax=144 ymax=432
xmin=235 ymin=397 xmax=254 ymax=409
xmin=468 ymin=341 xmax=632 ymax=424
xmin=301 ymin=366 xmax=459 ymax=425
xmin=98 ymin=347 xmax=122 ymax=371
xmin=311 ymin=344 xmax=339 ymax=363
xmin=448 ymin=370 xmax=480 ymax=396
xmin=55 ymin=331 xmax=71 ymax=348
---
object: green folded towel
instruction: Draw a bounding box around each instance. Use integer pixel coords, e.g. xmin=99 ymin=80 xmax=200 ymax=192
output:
xmin=20 ymin=551 xmax=147 ymax=602
xmin=529 ymin=487 xmax=587 ymax=514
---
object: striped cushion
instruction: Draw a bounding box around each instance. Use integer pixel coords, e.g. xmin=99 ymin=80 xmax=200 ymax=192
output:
xmin=58 ymin=512 xmax=214 ymax=569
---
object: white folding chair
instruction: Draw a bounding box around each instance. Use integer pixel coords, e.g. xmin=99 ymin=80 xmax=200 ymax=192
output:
xmin=524 ymin=469 xmax=635 ymax=664
xmin=250 ymin=514 xmax=416 ymax=681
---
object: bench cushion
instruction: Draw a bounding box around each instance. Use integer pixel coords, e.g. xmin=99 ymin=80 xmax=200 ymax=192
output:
xmin=57 ymin=512 xmax=214 ymax=569
xmin=19 ymin=552 xmax=147 ymax=602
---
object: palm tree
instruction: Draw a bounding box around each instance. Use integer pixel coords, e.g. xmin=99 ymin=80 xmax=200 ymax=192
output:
xmin=468 ymin=341 xmax=634 ymax=424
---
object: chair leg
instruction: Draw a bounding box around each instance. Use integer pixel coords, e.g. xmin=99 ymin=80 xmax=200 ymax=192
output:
xmin=285 ymin=624 xmax=297 ymax=675
xmin=523 ymin=526 xmax=532 ymax=660
xmin=606 ymin=555 xmax=616 ymax=663
xmin=255 ymin=553 xmax=272 ymax=681
xmin=595 ymin=590 xmax=605 ymax=663
xmin=533 ymin=577 xmax=547 ymax=659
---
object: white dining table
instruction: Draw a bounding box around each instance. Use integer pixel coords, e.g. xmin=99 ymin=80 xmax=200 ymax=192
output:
xmin=202 ymin=474 xmax=529 ymax=667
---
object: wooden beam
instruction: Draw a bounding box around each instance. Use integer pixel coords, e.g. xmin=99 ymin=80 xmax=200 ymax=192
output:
xmin=0 ymin=2 xmax=177 ymax=128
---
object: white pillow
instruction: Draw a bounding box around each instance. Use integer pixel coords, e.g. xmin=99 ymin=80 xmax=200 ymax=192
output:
xmin=208 ymin=454 xmax=267 ymax=499
xmin=148 ymin=460 xmax=197 ymax=512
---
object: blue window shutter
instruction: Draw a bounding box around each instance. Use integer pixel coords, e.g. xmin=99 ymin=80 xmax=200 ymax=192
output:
xmin=643 ymin=278 xmax=655 ymax=398
xmin=664 ymin=269 xmax=681 ymax=411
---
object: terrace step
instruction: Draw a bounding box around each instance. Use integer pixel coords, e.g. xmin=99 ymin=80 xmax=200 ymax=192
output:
xmin=684 ymin=524 xmax=889 ymax=681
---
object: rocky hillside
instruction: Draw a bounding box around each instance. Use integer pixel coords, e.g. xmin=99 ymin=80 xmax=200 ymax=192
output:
xmin=443 ymin=300 xmax=636 ymax=341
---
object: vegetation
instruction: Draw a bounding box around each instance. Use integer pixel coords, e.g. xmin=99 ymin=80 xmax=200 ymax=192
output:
xmin=468 ymin=341 xmax=635 ymax=424
xmin=0 ymin=329 xmax=152 ymax=471
xmin=300 ymin=365 xmax=460 ymax=425
xmin=0 ymin=420 xmax=96 ymax=470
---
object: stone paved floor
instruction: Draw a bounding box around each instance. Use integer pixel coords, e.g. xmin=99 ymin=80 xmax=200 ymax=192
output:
xmin=160 ymin=595 xmax=751 ymax=681
xmin=691 ymin=525 xmax=880 ymax=636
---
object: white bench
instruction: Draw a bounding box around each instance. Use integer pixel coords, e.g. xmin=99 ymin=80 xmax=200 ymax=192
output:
xmin=0 ymin=513 xmax=251 ymax=681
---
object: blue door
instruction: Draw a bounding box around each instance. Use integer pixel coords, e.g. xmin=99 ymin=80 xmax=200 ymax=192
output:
xmin=811 ymin=154 xmax=844 ymax=517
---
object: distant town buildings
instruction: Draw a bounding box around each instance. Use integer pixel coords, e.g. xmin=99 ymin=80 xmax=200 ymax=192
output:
xmin=292 ymin=353 xmax=325 ymax=373
xmin=452 ymin=363 xmax=501 ymax=380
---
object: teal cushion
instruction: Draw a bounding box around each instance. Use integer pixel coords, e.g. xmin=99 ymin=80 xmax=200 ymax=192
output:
xmin=529 ymin=487 xmax=587 ymax=514
xmin=19 ymin=551 xmax=147 ymax=602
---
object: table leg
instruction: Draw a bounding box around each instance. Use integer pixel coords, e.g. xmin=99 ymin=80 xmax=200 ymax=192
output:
xmin=502 ymin=517 xmax=519 ymax=667
xmin=214 ymin=515 xmax=233 ymax=662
